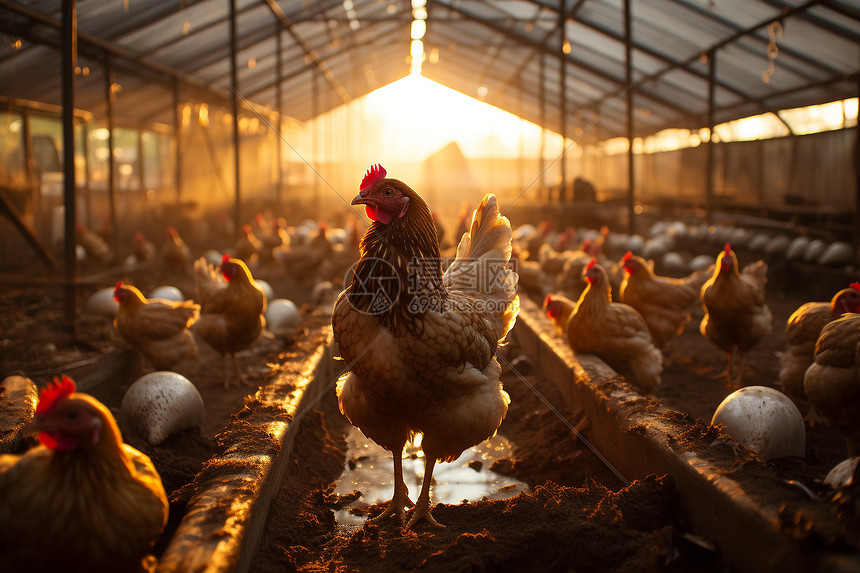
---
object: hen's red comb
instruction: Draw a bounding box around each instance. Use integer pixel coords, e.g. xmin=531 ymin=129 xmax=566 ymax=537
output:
xmin=220 ymin=253 xmax=231 ymax=267
xmin=586 ymin=258 xmax=597 ymax=271
xmin=622 ymin=251 xmax=633 ymax=263
xmin=37 ymin=375 xmax=76 ymax=415
xmin=360 ymin=164 xmax=386 ymax=193
xmin=851 ymin=282 xmax=860 ymax=292
xmin=724 ymin=243 xmax=732 ymax=254
xmin=543 ymin=293 xmax=553 ymax=307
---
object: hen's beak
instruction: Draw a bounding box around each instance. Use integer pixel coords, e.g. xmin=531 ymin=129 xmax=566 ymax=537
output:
xmin=351 ymin=193 xmax=370 ymax=206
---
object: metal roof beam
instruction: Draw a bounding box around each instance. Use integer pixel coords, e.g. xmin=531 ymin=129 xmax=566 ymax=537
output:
xmin=566 ymin=12 xmax=752 ymax=100
xmin=0 ymin=0 xmax=252 ymax=113
xmin=758 ymin=0 xmax=860 ymax=43
xmin=100 ymin=0 xmax=210 ymax=44
xmin=496 ymin=0 xmax=587 ymax=91
xmin=433 ymin=0 xmax=693 ymax=118
xmin=673 ymin=0 xmax=845 ymax=77
xmin=264 ymin=0 xmax=353 ymax=104
xmin=621 ymin=0 xmax=836 ymax=118
xmin=241 ymin=17 xmax=404 ymax=102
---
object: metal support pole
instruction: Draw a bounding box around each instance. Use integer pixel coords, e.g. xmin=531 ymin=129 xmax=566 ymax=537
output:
xmin=854 ymin=72 xmax=860 ymax=260
xmin=706 ymin=49 xmax=716 ymax=227
xmin=61 ymin=0 xmax=77 ymax=325
xmin=104 ymin=51 xmax=117 ymax=254
xmin=230 ymin=0 xmax=241 ymax=242
xmin=539 ymin=52 xmax=546 ymax=204
xmin=275 ymin=22 xmax=283 ymax=213
xmin=313 ymin=68 xmax=320 ymax=215
xmin=558 ymin=1 xmax=567 ymax=205
xmin=22 ymin=108 xmax=38 ymax=230
xmin=80 ymin=122 xmax=90 ymax=225
xmin=173 ymin=77 xmax=182 ymax=204
xmin=624 ymin=0 xmax=635 ymax=234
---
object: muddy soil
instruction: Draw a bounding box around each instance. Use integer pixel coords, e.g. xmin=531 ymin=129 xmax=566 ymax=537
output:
xmin=1 ymin=251 xmax=858 ymax=572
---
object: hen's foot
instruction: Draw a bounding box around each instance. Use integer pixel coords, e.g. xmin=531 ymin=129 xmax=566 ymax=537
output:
xmin=368 ymin=494 xmax=413 ymax=526
xmin=405 ymin=498 xmax=445 ymax=530
xmin=804 ymin=408 xmax=824 ymax=428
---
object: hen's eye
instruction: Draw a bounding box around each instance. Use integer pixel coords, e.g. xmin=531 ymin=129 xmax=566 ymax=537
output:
xmin=383 ymin=188 xmax=393 ymax=197
xmin=66 ymin=412 xmax=78 ymax=421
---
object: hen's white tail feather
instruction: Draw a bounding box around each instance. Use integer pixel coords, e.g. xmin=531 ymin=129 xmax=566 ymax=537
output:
xmin=444 ymin=194 xmax=516 ymax=291
xmin=457 ymin=194 xmax=513 ymax=263
xmin=443 ymin=194 xmax=519 ymax=342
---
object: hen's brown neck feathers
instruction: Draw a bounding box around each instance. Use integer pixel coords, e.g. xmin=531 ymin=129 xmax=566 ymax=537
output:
xmin=350 ymin=180 xmax=446 ymax=335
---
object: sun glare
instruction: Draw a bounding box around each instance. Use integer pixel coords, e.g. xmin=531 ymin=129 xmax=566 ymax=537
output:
xmin=361 ymin=74 xmax=548 ymax=161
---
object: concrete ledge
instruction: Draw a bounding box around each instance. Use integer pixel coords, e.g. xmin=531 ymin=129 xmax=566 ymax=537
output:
xmin=156 ymin=319 xmax=334 ymax=573
xmin=511 ymin=295 xmax=859 ymax=573
xmin=0 ymin=376 xmax=38 ymax=454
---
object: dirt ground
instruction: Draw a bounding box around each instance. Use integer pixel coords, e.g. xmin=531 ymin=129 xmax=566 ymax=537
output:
xmin=1 ymin=249 xmax=858 ymax=572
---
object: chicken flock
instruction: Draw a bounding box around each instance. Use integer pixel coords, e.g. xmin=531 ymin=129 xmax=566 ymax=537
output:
xmin=526 ymin=219 xmax=860 ymax=467
xmin=3 ymin=164 xmax=860 ymax=571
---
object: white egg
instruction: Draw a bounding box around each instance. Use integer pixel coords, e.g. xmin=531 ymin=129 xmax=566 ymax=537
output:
xmin=785 ymin=236 xmax=811 ymax=260
xmin=120 ymin=371 xmax=205 ymax=446
xmin=647 ymin=220 xmax=668 ymax=238
xmin=512 ymin=224 xmax=537 ymax=243
xmin=625 ymin=234 xmax=644 ymax=254
xmin=84 ymin=286 xmax=119 ymax=318
xmin=803 ymin=239 xmax=827 ymax=263
xmin=149 ymin=285 xmax=184 ymax=301
xmin=255 ymin=279 xmax=274 ymax=302
xmin=713 ymin=225 xmax=733 ymax=245
xmin=328 ymin=228 xmax=347 ymax=245
xmin=689 ymin=254 xmax=715 ymax=271
xmin=312 ymin=280 xmax=336 ymax=302
xmin=728 ymin=228 xmax=751 ymax=249
xmin=203 ymin=249 xmax=223 ymax=267
xmin=764 ymin=234 xmax=791 ymax=257
xmin=266 ymin=298 xmax=301 ymax=341
xmin=666 ymin=221 xmax=689 ymax=240
xmin=745 ymin=233 xmax=770 ymax=252
xmin=823 ymin=457 xmax=859 ymax=488
xmin=642 ymin=236 xmax=674 ymax=261
xmin=661 ymin=252 xmax=687 ymax=275
xmin=819 ymin=241 xmax=854 ymax=267
xmin=123 ymin=254 xmax=138 ymax=269
xmin=711 ymin=386 xmax=805 ymax=460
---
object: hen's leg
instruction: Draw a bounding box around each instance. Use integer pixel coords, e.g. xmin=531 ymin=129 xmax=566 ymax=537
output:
xmin=368 ymin=444 xmax=412 ymax=526
xmin=231 ymin=352 xmax=250 ymax=386
xmin=722 ymin=350 xmax=734 ymax=386
xmin=406 ymin=456 xmax=445 ymax=530
xmin=734 ymin=352 xmax=747 ymax=387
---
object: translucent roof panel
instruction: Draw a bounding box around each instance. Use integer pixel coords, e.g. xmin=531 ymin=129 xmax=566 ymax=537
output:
xmin=0 ymin=0 xmax=856 ymax=139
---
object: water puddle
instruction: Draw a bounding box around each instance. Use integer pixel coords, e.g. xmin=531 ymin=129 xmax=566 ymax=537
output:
xmin=333 ymin=426 xmax=529 ymax=526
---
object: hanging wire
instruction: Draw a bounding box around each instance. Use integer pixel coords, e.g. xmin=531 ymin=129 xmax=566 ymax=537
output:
xmin=762 ymin=21 xmax=783 ymax=84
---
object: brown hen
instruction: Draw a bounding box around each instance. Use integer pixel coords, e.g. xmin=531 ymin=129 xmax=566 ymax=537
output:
xmin=567 ymin=259 xmax=662 ymax=394
xmin=0 ymin=376 xmax=168 ymax=573
xmin=333 ymin=164 xmax=519 ymax=529
xmin=620 ymin=251 xmax=713 ymax=352
xmin=699 ymin=243 xmax=772 ymax=386
xmin=113 ymin=281 xmax=201 ymax=371
xmin=804 ymin=313 xmax=860 ymax=456
xmin=193 ymin=254 xmax=266 ymax=388
xmin=779 ymin=283 xmax=860 ymax=412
